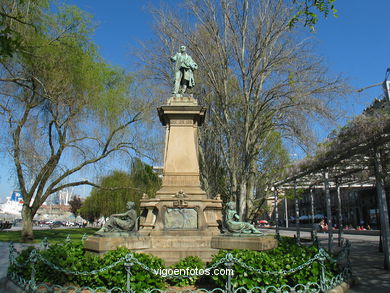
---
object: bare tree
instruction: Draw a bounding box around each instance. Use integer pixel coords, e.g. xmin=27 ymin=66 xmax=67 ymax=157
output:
xmin=137 ymin=0 xmax=346 ymax=219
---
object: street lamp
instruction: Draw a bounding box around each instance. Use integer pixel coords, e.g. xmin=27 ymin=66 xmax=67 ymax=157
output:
xmin=357 ymin=68 xmax=390 ymax=103
xmin=383 ymin=68 xmax=390 ymax=103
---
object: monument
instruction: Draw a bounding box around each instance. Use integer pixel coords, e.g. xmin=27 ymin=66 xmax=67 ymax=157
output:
xmin=137 ymin=85 xmax=223 ymax=264
xmin=85 ymin=46 xmax=277 ymax=264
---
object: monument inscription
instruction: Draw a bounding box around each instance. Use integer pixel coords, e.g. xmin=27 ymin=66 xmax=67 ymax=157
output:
xmin=165 ymin=208 xmax=198 ymax=229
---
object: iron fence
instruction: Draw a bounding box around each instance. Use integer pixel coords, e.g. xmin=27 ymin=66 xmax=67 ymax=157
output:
xmin=7 ymin=236 xmax=352 ymax=293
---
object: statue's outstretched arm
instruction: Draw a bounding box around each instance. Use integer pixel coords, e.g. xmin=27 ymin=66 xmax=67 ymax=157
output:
xmin=191 ymin=60 xmax=198 ymax=70
xmin=170 ymin=54 xmax=177 ymax=62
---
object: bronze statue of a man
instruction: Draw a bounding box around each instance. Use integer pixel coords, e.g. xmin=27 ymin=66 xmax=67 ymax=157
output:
xmin=170 ymin=45 xmax=198 ymax=95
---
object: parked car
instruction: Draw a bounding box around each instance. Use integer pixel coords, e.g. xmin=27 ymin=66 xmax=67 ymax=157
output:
xmin=48 ymin=221 xmax=63 ymax=229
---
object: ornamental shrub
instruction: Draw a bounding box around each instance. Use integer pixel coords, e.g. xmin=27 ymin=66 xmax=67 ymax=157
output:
xmin=8 ymin=242 xmax=166 ymax=291
xmin=8 ymin=237 xmax=341 ymax=291
xmin=169 ymin=255 xmax=205 ymax=287
xmin=208 ymin=237 xmax=338 ymax=289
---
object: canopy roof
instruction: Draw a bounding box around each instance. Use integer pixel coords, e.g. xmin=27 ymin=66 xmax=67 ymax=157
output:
xmin=274 ymin=98 xmax=390 ymax=188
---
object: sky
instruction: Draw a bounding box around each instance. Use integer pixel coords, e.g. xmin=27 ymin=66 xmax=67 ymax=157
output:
xmin=1 ymin=0 xmax=389 ymax=201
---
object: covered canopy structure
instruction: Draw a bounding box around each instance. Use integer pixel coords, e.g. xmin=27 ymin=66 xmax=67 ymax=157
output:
xmin=272 ymin=98 xmax=390 ymax=270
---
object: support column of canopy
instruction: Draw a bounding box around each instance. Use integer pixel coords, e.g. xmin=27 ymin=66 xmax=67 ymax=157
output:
xmin=373 ymin=149 xmax=390 ymax=270
xmin=284 ymin=197 xmax=289 ymax=228
xmin=323 ymin=170 xmax=333 ymax=252
xmin=310 ymin=187 xmax=315 ymax=241
xmin=294 ymin=180 xmax=300 ymax=244
xmin=274 ymin=188 xmax=280 ymax=240
xmin=335 ymin=178 xmax=344 ymax=247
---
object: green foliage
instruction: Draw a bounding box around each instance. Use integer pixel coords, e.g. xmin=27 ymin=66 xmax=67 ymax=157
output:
xmin=0 ymin=0 xmax=49 ymax=59
xmin=80 ymin=159 xmax=161 ymax=221
xmin=9 ymin=242 xmax=166 ymax=291
xmin=208 ymin=237 xmax=338 ymax=289
xmin=257 ymin=131 xmax=290 ymax=190
xmin=289 ymin=0 xmax=337 ymax=30
xmin=169 ymin=256 xmax=205 ymax=287
xmin=283 ymin=187 xmax=305 ymax=200
xmin=9 ymin=237 xmax=342 ymax=290
xmin=1 ymin=0 xmax=144 ymax=242
xmin=93 ymin=247 xmax=166 ymax=291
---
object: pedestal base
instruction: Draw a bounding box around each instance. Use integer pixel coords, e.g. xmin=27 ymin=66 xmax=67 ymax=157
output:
xmin=139 ymin=197 xmax=222 ymax=234
xmin=211 ymin=235 xmax=278 ymax=251
xmin=84 ymin=235 xmax=151 ymax=253
xmin=84 ymin=233 xmax=220 ymax=266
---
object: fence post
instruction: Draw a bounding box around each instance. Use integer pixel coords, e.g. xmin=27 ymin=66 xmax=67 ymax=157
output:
xmin=29 ymin=249 xmax=38 ymax=292
xmin=318 ymin=250 xmax=327 ymax=292
xmin=8 ymin=241 xmax=16 ymax=265
xmin=224 ymin=253 xmax=234 ymax=293
xmin=125 ymin=253 xmax=134 ymax=293
xmin=40 ymin=237 xmax=49 ymax=250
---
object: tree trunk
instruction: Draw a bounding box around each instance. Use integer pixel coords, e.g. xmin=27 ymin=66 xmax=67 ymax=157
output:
xmin=231 ymin=169 xmax=238 ymax=202
xmin=245 ymin=161 xmax=257 ymax=220
xmin=246 ymin=179 xmax=256 ymax=220
xmin=239 ymin=181 xmax=247 ymax=219
xmin=21 ymin=204 xmax=34 ymax=241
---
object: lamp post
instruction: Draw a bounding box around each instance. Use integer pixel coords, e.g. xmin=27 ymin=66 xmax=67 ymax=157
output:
xmin=357 ymin=68 xmax=390 ymax=104
xmin=383 ymin=68 xmax=390 ymax=103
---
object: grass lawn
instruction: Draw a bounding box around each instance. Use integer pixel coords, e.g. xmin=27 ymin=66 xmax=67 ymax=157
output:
xmin=0 ymin=228 xmax=99 ymax=243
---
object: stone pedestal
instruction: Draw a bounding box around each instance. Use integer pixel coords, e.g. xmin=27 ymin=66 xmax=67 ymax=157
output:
xmin=139 ymin=96 xmax=223 ymax=235
xmin=211 ymin=235 xmax=278 ymax=251
xmin=85 ymin=235 xmax=151 ymax=253
xmin=135 ymin=96 xmax=223 ymax=264
xmin=155 ymin=96 xmax=206 ymax=199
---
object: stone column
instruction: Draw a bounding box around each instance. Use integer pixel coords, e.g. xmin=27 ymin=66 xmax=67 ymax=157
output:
xmin=139 ymin=96 xmax=222 ymax=235
xmin=156 ymin=96 xmax=206 ymax=199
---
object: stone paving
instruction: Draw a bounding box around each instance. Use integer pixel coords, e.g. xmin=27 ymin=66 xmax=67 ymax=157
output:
xmin=270 ymin=228 xmax=390 ymax=293
xmin=0 ymin=229 xmax=390 ymax=292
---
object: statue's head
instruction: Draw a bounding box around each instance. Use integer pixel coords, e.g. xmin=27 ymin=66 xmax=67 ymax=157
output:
xmin=226 ymin=202 xmax=236 ymax=210
xmin=180 ymin=45 xmax=186 ymax=53
xmin=127 ymin=201 xmax=135 ymax=209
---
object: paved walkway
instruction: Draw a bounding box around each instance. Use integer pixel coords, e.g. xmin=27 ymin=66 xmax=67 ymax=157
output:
xmin=268 ymin=228 xmax=390 ymax=292
xmin=1 ymin=229 xmax=390 ymax=292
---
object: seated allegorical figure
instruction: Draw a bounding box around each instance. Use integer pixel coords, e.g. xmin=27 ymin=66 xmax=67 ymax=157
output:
xmin=96 ymin=201 xmax=137 ymax=233
xmin=224 ymin=202 xmax=263 ymax=234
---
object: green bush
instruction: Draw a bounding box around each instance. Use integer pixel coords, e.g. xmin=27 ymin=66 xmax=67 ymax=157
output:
xmin=8 ymin=237 xmax=340 ymax=291
xmin=8 ymin=242 xmax=166 ymax=291
xmin=208 ymin=237 xmax=338 ymax=289
xmin=169 ymin=256 xmax=205 ymax=287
